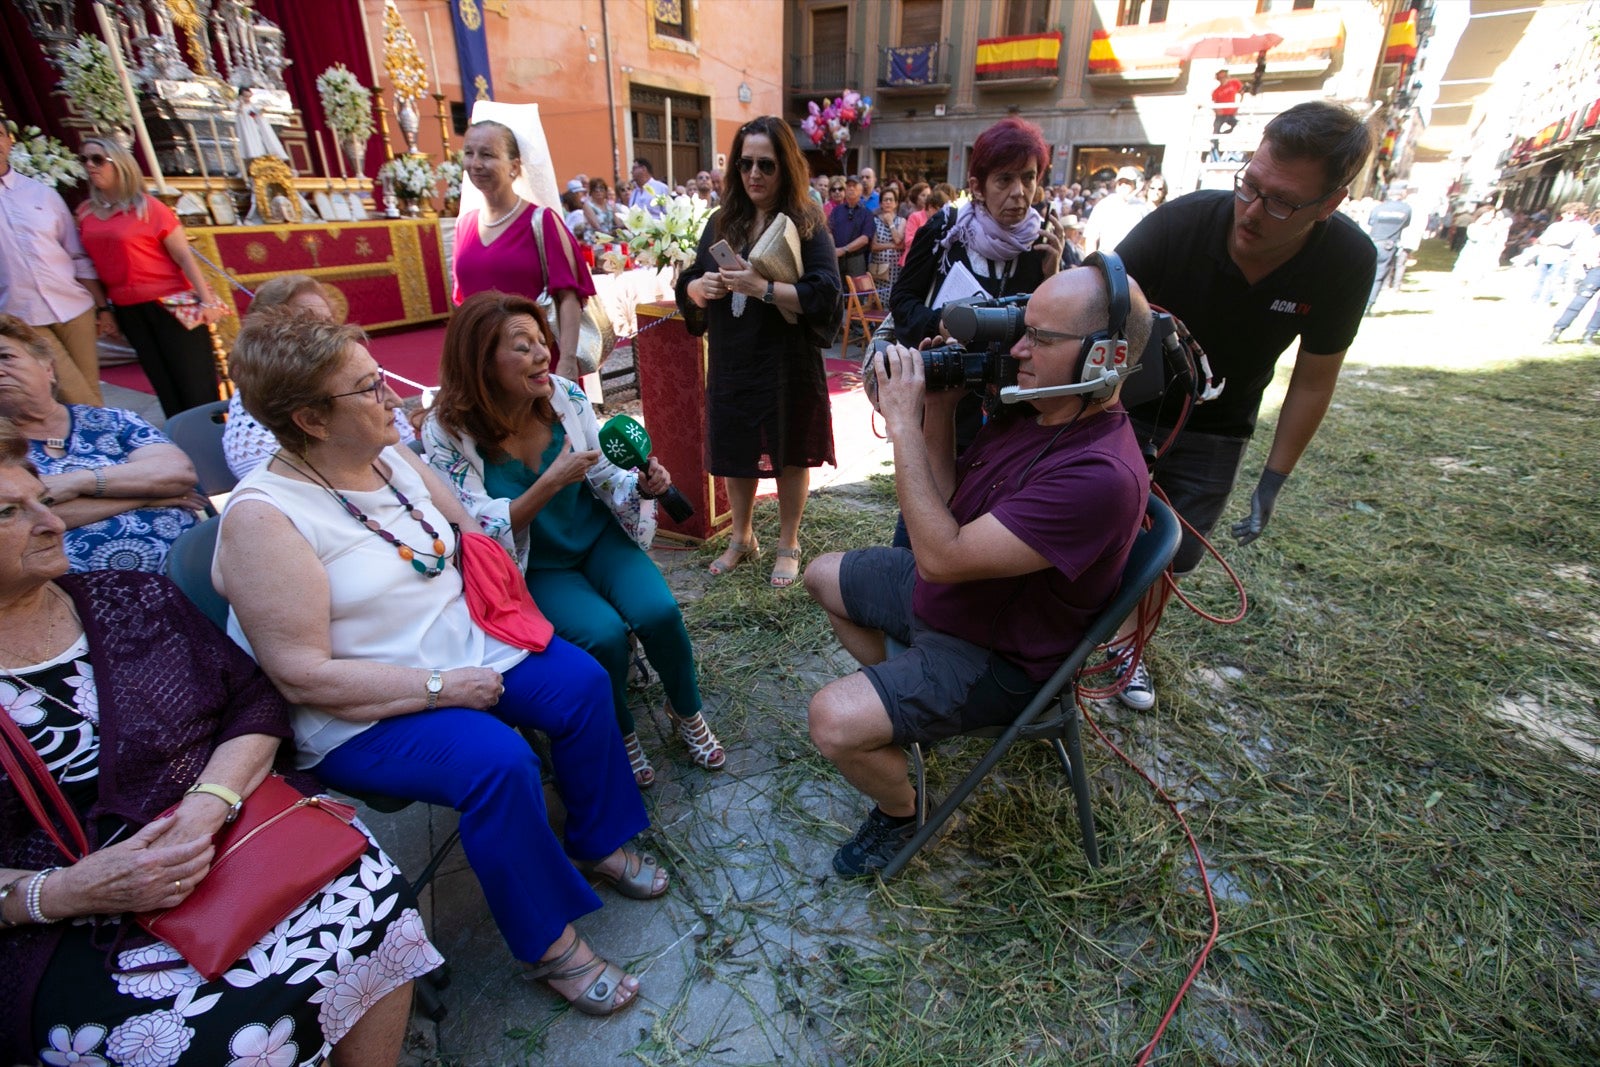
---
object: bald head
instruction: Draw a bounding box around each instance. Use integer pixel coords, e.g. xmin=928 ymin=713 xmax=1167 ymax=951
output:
xmin=1031 ymin=264 xmax=1152 ymax=366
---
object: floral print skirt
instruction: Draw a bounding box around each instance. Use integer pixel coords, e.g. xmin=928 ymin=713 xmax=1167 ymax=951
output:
xmin=30 ymin=829 xmax=442 ymax=1067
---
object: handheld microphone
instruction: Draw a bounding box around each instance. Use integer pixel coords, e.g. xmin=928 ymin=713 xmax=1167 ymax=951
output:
xmin=596 ymin=414 xmax=695 ymax=524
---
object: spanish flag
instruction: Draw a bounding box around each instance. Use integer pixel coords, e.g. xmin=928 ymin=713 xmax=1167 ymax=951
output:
xmin=976 ymin=31 xmax=1063 ymax=76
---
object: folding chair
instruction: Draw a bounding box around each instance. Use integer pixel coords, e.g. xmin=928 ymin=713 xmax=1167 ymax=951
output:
xmin=163 ymin=400 xmax=236 ymax=497
xmin=880 ymin=495 xmax=1181 ymax=879
xmin=843 ymin=273 xmax=889 ymax=361
xmin=162 ymin=515 xmax=458 ymax=1020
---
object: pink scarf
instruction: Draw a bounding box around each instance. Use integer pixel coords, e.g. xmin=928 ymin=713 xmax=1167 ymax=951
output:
xmin=938 ymin=199 xmax=1041 ymax=264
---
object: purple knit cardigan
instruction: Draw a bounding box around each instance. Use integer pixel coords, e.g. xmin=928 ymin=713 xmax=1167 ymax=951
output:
xmin=0 ymin=570 xmax=304 ymax=1063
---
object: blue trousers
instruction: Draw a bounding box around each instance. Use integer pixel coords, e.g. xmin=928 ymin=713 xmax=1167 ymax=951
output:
xmin=313 ymin=638 xmax=647 ymax=963
xmin=526 ymin=520 xmax=702 ymax=734
xmin=1552 ymin=266 xmax=1600 ymax=336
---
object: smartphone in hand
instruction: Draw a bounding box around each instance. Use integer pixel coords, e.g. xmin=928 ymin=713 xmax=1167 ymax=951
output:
xmin=709 ymin=240 xmax=743 ymax=271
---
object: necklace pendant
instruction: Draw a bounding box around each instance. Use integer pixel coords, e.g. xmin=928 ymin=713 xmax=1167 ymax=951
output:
xmin=398 ymin=545 xmax=414 ymax=562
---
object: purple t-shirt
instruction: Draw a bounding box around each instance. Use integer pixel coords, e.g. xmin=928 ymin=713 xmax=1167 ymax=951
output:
xmin=913 ymin=408 xmax=1149 ymax=681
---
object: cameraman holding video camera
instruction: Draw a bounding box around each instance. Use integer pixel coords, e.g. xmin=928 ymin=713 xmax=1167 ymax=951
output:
xmin=803 ymin=260 xmax=1152 ymax=877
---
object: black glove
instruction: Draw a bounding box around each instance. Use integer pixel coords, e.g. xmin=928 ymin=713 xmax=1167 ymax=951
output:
xmin=1230 ymin=468 xmax=1289 ymax=546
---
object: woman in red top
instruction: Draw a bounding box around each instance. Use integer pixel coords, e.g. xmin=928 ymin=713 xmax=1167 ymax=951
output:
xmin=75 ymin=137 xmax=226 ymax=417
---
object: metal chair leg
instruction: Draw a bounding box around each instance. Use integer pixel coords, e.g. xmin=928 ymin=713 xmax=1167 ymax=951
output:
xmin=1060 ymin=710 xmax=1101 ymax=868
xmin=910 ymin=742 xmax=927 ymax=828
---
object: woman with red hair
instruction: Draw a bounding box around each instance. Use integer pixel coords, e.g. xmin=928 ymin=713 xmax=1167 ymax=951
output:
xmin=887 ymin=118 xmax=1066 ymax=507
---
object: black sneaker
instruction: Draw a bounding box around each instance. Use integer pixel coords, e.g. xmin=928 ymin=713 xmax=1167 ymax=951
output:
xmin=832 ymin=807 xmax=917 ymax=878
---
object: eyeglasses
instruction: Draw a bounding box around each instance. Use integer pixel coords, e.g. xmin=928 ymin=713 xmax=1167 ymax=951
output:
xmin=79 ymin=153 xmax=109 ymax=168
xmin=829 ymin=185 xmax=845 ymax=193
xmin=1232 ymin=169 xmax=1335 ymax=221
xmin=326 ymin=366 xmax=390 ymax=403
xmin=737 ymin=156 xmax=778 ymax=176
xmin=1021 ymin=326 xmax=1086 ymax=348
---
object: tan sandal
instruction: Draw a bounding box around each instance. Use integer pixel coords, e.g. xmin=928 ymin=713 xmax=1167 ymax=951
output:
xmin=708 ymin=537 xmax=760 ymax=576
xmin=674 ymin=711 xmax=726 ymax=770
xmin=623 ymin=732 xmax=655 ymax=789
xmin=524 ymin=935 xmax=638 ymax=1016
xmin=577 ymin=848 xmax=670 ymax=900
xmin=770 ymin=546 xmax=802 ymax=588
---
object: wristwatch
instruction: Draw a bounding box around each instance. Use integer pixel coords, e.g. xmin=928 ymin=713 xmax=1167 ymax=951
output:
xmin=425 ymin=669 xmax=444 ymax=710
xmin=763 ymin=281 xmax=775 ymax=304
xmin=185 ymin=782 xmax=243 ymax=824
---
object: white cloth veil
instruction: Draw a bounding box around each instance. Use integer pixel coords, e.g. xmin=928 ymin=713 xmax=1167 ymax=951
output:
xmin=458 ymin=100 xmax=562 ymax=219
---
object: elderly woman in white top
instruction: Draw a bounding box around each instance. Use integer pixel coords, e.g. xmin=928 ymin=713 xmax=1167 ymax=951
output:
xmin=215 ymin=307 xmax=666 ymax=1016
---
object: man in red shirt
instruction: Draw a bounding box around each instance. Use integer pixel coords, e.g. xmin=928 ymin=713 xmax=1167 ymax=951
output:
xmin=1212 ymin=70 xmax=1244 ymax=135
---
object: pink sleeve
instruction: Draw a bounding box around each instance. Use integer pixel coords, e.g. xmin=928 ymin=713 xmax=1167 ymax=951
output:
xmin=538 ymin=208 xmax=596 ymax=299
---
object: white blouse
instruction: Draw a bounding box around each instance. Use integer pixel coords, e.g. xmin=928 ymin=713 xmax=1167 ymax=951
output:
xmin=224 ymin=445 xmax=527 ymax=767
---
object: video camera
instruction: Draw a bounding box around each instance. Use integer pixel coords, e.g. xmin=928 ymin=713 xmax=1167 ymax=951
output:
xmin=867 ymin=294 xmax=1029 ymax=393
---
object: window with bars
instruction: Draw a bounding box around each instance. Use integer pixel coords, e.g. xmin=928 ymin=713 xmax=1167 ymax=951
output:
xmin=1005 ymin=0 xmax=1050 ymax=36
xmin=653 ymin=0 xmax=692 ymax=41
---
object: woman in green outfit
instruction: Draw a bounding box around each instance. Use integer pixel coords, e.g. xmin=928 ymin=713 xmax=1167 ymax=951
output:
xmin=422 ymin=290 xmax=724 ymax=788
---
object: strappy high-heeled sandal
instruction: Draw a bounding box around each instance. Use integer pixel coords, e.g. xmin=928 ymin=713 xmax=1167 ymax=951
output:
xmin=524 ymin=936 xmax=638 ymax=1016
xmin=623 ymin=732 xmax=655 ymax=789
xmin=708 ymin=537 xmax=760 ymax=576
xmin=674 ymin=711 xmax=726 ymax=771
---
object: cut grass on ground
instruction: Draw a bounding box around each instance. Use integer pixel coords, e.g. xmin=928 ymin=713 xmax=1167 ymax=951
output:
xmin=681 ymin=353 xmax=1600 ymax=1065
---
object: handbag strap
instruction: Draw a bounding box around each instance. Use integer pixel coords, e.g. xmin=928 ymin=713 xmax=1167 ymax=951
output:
xmin=0 ymin=707 xmax=89 ymax=863
xmin=530 ymin=205 xmax=553 ymax=299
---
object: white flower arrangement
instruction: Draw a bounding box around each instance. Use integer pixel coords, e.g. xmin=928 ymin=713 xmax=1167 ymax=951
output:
xmin=316 ymin=64 xmax=375 ymax=142
xmin=5 ymin=121 xmax=85 ymax=189
xmin=436 ymin=157 xmax=463 ymax=201
xmin=603 ymin=194 xmax=715 ymax=270
xmin=378 ymin=155 xmax=437 ymax=199
xmin=56 ymin=34 xmax=130 ymax=135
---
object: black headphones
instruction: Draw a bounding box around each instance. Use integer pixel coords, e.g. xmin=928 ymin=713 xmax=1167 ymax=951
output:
xmin=1076 ymin=251 xmax=1132 ymax=402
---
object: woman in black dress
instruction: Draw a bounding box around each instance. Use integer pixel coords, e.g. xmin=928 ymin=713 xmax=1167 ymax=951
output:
xmin=676 ymin=117 xmax=841 ymax=587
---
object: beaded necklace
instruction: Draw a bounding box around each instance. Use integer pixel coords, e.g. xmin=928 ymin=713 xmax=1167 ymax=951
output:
xmin=276 ymin=452 xmax=449 ymax=579
xmin=481 ymin=199 xmax=523 ymax=229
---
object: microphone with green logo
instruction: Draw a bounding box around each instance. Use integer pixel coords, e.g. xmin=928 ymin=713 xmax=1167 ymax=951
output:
xmin=597 ymin=414 xmax=694 ymax=523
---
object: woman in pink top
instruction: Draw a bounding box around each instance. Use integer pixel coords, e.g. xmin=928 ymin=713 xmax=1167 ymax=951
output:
xmin=453 ymin=121 xmax=596 ymax=378
xmin=75 ymin=137 xmax=226 ymax=417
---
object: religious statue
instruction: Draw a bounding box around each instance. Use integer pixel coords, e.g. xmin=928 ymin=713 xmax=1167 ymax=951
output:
xmin=235 ymin=87 xmax=291 ymax=169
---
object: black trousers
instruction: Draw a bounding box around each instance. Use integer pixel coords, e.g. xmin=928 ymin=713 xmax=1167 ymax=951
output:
xmin=112 ymin=299 xmax=220 ymax=417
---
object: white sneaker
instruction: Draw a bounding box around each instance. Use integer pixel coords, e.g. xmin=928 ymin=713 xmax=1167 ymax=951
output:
xmin=1114 ymin=659 xmax=1156 ymax=711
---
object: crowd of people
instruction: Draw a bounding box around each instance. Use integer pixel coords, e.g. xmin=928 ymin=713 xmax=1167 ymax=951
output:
xmin=8 ymin=86 xmax=1586 ymax=1063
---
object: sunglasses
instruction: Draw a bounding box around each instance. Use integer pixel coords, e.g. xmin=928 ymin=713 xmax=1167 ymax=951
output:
xmin=737 ymin=156 xmax=778 ymax=176
xmin=79 ymin=153 xmax=109 ymax=167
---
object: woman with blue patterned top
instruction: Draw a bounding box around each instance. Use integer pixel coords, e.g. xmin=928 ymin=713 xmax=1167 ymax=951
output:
xmin=0 ymin=315 xmax=203 ymax=572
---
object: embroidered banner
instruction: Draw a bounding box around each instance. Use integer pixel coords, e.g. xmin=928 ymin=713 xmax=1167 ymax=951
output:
xmin=451 ymin=0 xmax=496 ymax=103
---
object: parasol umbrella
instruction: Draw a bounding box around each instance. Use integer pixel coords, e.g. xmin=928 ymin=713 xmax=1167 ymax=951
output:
xmin=1164 ymin=15 xmax=1284 ymax=94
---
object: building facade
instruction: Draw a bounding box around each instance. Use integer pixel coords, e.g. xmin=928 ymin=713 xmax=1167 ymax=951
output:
xmin=374 ymin=0 xmax=784 ymax=189
xmin=784 ymin=0 xmax=1403 ymax=196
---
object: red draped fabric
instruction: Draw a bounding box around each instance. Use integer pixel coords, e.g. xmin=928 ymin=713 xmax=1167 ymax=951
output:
xmin=0 ymin=1 xmax=380 ymax=182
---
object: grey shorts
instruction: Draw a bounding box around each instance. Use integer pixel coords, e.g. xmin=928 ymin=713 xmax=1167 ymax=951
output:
xmin=1135 ymin=421 xmax=1251 ymax=575
xmin=839 ymin=547 xmax=1039 ymax=747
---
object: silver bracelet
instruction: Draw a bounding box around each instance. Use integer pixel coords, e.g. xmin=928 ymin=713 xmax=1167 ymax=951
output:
xmin=26 ymin=867 xmax=60 ymax=924
xmin=92 ymin=468 xmax=108 ymax=498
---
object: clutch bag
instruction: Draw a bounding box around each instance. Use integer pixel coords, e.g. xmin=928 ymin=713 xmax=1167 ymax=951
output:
xmin=749 ymin=213 xmax=803 ymax=324
xmin=457 ymin=528 xmax=554 ymax=652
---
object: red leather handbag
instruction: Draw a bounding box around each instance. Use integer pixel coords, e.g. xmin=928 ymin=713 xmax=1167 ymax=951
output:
xmin=136 ymin=775 xmax=367 ymax=980
xmin=0 ymin=709 xmax=365 ymax=982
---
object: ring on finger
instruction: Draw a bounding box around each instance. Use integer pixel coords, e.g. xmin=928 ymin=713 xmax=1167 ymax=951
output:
xmin=174 ymin=879 xmax=183 ymax=892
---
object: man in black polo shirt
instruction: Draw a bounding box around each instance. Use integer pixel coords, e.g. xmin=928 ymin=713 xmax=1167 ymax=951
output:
xmin=1112 ymin=101 xmax=1376 ymax=709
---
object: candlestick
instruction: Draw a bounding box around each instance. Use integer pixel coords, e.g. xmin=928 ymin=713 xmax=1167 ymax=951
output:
xmin=314 ymin=129 xmax=332 ymax=181
xmin=206 ymin=115 xmax=232 ymax=177
xmin=188 ymin=126 xmax=210 ymax=185
xmin=434 ymin=93 xmax=451 ymax=154
xmin=358 ymin=0 xmax=380 ymax=85
xmin=423 ymin=10 xmax=442 ymax=94
xmin=332 ymin=133 xmax=348 ymax=183
xmin=374 ymin=87 xmax=395 ymax=162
